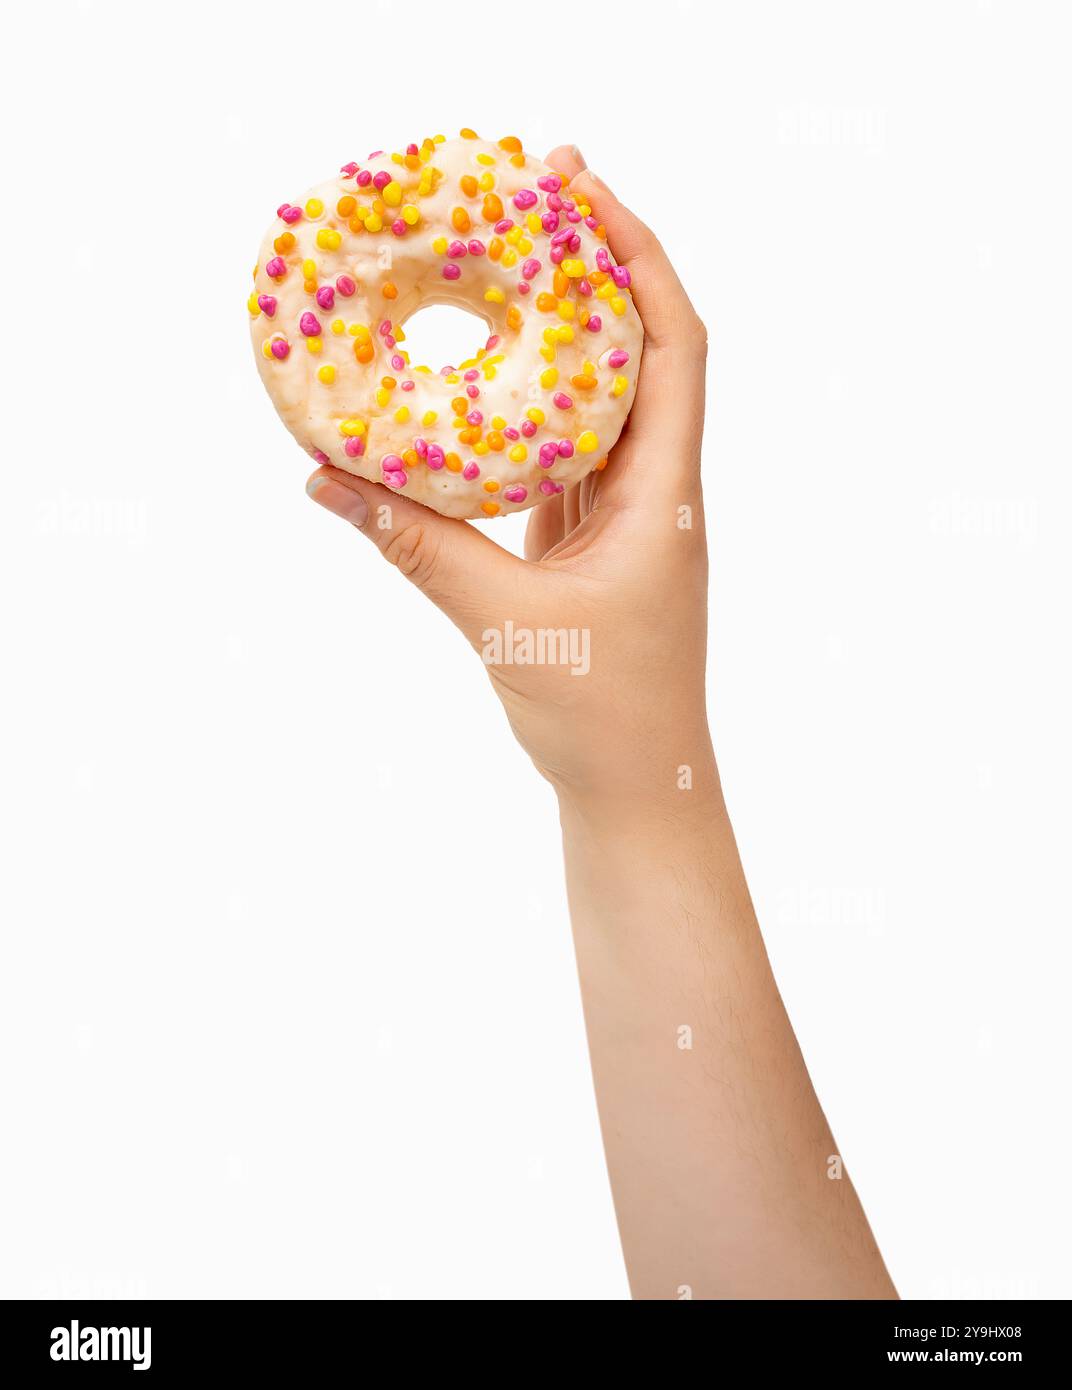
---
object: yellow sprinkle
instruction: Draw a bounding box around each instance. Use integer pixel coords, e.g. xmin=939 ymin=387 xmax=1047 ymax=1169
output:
xmin=401 ymin=204 xmax=420 ymax=226
xmin=508 ymin=444 xmax=527 ymax=463
xmin=478 ymin=172 xmax=495 ymax=191
xmin=517 ymin=237 xmax=533 ymax=255
xmin=352 ymin=323 xmax=371 ymax=344
xmin=305 ymin=197 xmax=324 ymax=218
xmin=476 ymin=152 xmax=496 ymax=165
xmin=394 ymin=406 xmax=410 ymax=423
xmin=577 ymin=430 xmax=599 ymax=453
xmin=331 ymin=319 xmax=345 ymax=335
xmin=316 ymin=228 xmax=342 ymax=251
xmin=318 ymin=364 xmax=336 ymax=384
xmin=539 ymin=345 xmax=556 ymax=363
xmin=596 ymin=281 xmax=616 ymax=301
xmin=474 ymin=440 xmax=489 ymax=456
xmin=504 ymin=226 xmax=522 ymax=246
xmin=375 ymin=388 xmax=390 ymax=407
xmin=305 ymin=336 xmax=322 ymax=354
xmin=339 ymin=418 xmax=367 ymax=436
xmin=527 ymin=407 xmax=546 ymax=425
xmin=562 ymin=258 xmax=586 ymax=278
xmin=612 ymin=374 xmax=629 ymax=397
xmin=556 ymin=325 xmax=575 ymax=343
xmin=540 ymin=367 xmax=558 ymax=388
xmin=525 ymin=213 xmax=541 ymax=235
xmin=364 ymin=212 xmax=383 ymax=233
xmin=247 ymin=292 xmax=260 ymax=318
xmin=382 ymin=180 xmax=402 ymax=207
xmin=501 ymin=248 xmax=518 ymax=268
xmin=261 ymin=340 xmax=273 ymax=358
xmin=484 ymin=286 xmax=506 ymax=304
xmin=422 ymin=411 xmax=438 ymax=427
xmin=432 ymin=235 xmax=448 ymax=255
xmin=610 ymin=296 xmax=627 ymax=316
xmin=302 ymin=258 xmax=317 ymax=280
xmin=557 ymin=300 xmax=575 ymax=321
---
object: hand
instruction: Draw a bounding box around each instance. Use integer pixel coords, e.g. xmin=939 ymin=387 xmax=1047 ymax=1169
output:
xmin=307 ymin=146 xmax=712 ymax=808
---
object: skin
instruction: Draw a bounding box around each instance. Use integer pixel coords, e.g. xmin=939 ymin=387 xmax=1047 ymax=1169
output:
xmin=306 ymin=145 xmax=897 ymax=1300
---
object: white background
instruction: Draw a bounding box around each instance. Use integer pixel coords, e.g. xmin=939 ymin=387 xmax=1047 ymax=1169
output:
xmin=1 ymin=0 xmax=1069 ymax=1300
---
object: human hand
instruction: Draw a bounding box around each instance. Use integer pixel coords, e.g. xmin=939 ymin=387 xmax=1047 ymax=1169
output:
xmin=307 ymin=145 xmax=712 ymax=809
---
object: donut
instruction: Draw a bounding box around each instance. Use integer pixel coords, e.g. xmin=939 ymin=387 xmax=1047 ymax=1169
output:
xmin=249 ymin=131 xmax=643 ymax=520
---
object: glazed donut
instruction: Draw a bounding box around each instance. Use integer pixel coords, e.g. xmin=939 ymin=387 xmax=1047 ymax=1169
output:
xmin=249 ymin=131 xmax=643 ymax=520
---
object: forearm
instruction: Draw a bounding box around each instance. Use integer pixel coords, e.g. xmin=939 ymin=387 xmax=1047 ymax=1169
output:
xmin=557 ymin=756 xmax=897 ymax=1300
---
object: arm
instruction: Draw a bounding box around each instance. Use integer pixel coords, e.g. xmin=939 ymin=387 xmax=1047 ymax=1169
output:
xmin=305 ymin=145 xmax=895 ymax=1300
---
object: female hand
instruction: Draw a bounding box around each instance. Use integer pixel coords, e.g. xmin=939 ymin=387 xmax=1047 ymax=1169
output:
xmin=306 ymin=145 xmax=714 ymax=811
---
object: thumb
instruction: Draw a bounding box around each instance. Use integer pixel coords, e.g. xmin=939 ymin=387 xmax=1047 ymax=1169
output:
xmin=305 ymin=466 xmax=522 ymax=645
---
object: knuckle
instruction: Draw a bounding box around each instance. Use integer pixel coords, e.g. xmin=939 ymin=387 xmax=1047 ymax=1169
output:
xmin=383 ymin=521 xmax=441 ymax=588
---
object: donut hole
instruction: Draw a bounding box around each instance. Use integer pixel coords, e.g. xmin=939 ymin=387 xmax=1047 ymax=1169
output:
xmin=398 ymin=303 xmax=492 ymax=375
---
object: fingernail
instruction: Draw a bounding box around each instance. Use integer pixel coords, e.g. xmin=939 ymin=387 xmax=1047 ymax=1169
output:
xmin=306 ymin=475 xmax=369 ymax=528
xmin=570 ymin=144 xmax=587 ymax=170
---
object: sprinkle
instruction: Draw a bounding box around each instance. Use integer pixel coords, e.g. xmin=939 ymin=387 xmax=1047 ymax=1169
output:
xmin=372 ymin=171 xmax=392 ymax=191
xmin=382 ymin=282 xmax=398 ymax=298
xmin=463 ymin=462 xmax=480 ymax=480
xmin=481 ymin=501 xmax=500 ymax=517
xmin=382 ymin=180 xmax=402 ymax=206
xmin=503 ymin=485 xmax=528 ymax=503
xmin=467 ymin=239 xmax=486 ymax=256
xmin=336 ymin=274 xmax=356 ymax=297
xmin=537 ymin=175 xmax=562 ymax=193
xmin=344 ymin=436 xmax=365 ymax=457
xmin=270 ymin=338 xmax=290 ymax=360
xmin=305 ymin=197 xmax=324 ymax=218
xmin=447 ymin=239 xmax=468 ymax=258
xmin=562 ymin=258 xmax=586 ymax=278
xmin=280 ymin=206 xmax=302 ymax=225
xmin=484 ymin=287 xmax=505 ymax=303
xmin=596 ymin=248 xmax=612 ymax=273
xmin=318 ymin=364 xmax=336 ymax=385
xmin=316 ymin=228 xmax=342 ymax=251
xmin=315 ymin=286 xmax=335 ymax=310
xmin=586 ymin=314 xmax=603 ymax=333
xmin=552 ymin=392 xmax=573 ymax=411
xmin=512 ymin=189 xmax=538 ymax=211
xmin=257 ymin=294 xmax=277 ymax=317
xmin=611 ymin=265 xmax=632 ymax=288
xmin=557 ymin=439 xmax=575 ymax=459
xmin=299 ymin=311 xmax=321 ymax=337
xmin=538 ymin=442 xmax=558 ymax=467
xmin=265 ymin=257 xmax=286 ymax=279
xmin=508 ymin=444 xmax=527 ymax=463
xmin=521 ymin=257 xmax=541 ymax=280
xmin=482 ymin=193 xmax=504 ymax=222
xmin=612 ymin=375 xmax=629 ymax=397
xmin=577 ymin=430 xmax=599 ymax=453
xmin=442 ymin=263 xmax=461 ymax=280
xmin=452 ymin=206 xmax=471 ymax=233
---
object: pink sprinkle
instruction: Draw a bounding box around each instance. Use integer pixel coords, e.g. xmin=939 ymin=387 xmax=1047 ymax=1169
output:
xmin=391 ymin=218 xmax=407 ymax=236
xmin=257 ymin=294 xmax=277 ymax=317
xmin=521 ymin=257 xmax=541 ymax=280
xmin=518 ymin=282 xmax=531 ymax=295
xmin=378 ymin=320 xmax=393 ymax=336
xmin=585 ymin=215 xmax=598 ymax=230
xmin=493 ymin=218 xmax=514 ymax=235
xmin=462 ymin=462 xmax=480 ymax=481
xmin=551 ymin=227 xmax=573 ymax=246
xmin=401 ymin=379 xmax=414 ymax=391
xmin=414 ymin=439 xmax=428 ymax=457
xmin=557 ymin=439 xmax=575 ymax=459
xmin=538 ymin=442 xmax=558 ymax=467
xmin=504 ymin=426 xmax=520 ymax=440
xmin=372 ymin=170 xmax=391 ymax=190
xmin=281 ymin=205 xmax=302 ymax=224
xmin=270 ymin=339 xmax=290 ymax=360
xmin=552 ymin=392 xmax=573 ymax=411
xmin=315 ymin=286 xmax=335 ymax=310
xmin=340 ymin=162 xmax=359 ymax=177
xmin=596 ymin=248 xmax=611 ymax=273
xmin=276 ymin=203 xmax=290 ymax=217
xmin=447 ymin=239 xmax=468 ymax=258
xmin=503 ymin=485 xmax=528 ymax=503
xmin=313 ymin=448 xmax=330 ymax=464
xmin=537 ymin=174 xmax=562 ymax=193
xmin=577 ymin=277 xmax=593 ymax=297
xmin=562 ymin=197 xmax=575 ymax=212
xmin=586 ymin=314 xmax=603 ymax=333
xmin=512 ymin=189 xmax=538 ymax=210
xmin=538 ymin=479 xmax=558 ymax=496
xmin=568 ymin=233 xmax=581 ymax=252
xmin=566 ymin=210 xmax=581 ymax=225
xmin=406 ymin=143 xmax=418 ymax=157
xmin=265 ymin=257 xmax=286 ymax=278
xmin=464 ymin=368 xmax=479 ymax=381
xmin=383 ymin=470 xmax=407 ymax=489
xmin=384 ymin=334 xmax=396 ymax=349
xmin=466 ymin=410 xmax=483 ymax=426
xmin=611 ymin=265 xmax=632 ymax=288
xmin=336 ymin=275 xmax=356 ymax=297
xmin=541 ymin=212 xmax=560 ymax=234
xmin=608 ymin=349 xmax=629 ymax=368
xmin=442 ymin=263 xmax=461 ymax=280
xmin=344 ymin=436 xmax=365 ymax=457
xmin=426 ymin=446 xmax=445 ymax=470
xmin=382 ymin=454 xmax=404 ymax=471
xmin=299 ymin=311 xmax=321 ymax=337
xmin=550 ymin=245 xmax=565 ymax=265
xmin=466 ymin=385 xmax=480 ymax=399
xmin=391 ymin=353 xmax=405 ymax=370
xmin=547 ymin=192 xmax=563 ymax=213
xmin=486 ymin=335 xmax=501 ymax=350
xmin=467 ymin=239 xmax=486 ymax=256
xmin=521 ymin=419 xmax=537 ymax=438
xmin=356 ymin=170 xmax=372 ymax=187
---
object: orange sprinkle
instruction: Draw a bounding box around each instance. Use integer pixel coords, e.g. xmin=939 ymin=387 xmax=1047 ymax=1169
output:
xmin=445 ymin=452 xmax=463 ymax=472
xmin=355 ymin=341 xmax=374 ymax=364
xmin=460 ymin=173 xmax=478 ymax=198
xmin=488 ymin=236 xmax=504 ymax=261
xmin=452 ymin=397 xmax=468 ymax=415
xmin=273 ymin=232 xmax=295 ymax=254
xmin=481 ymin=501 xmax=500 ymax=517
xmin=553 ymin=269 xmax=570 ymax=298
xmin=451 ymin=206 xmax=471 ymax=234
xmin=483 ymin=477 xmax=501 ymax=492
xmin=337 ymin=195 xmax=356 ymax=217
xmin=509 ymin=152 xmax=525 ymax=168
xmin=482 ymin=193 xmax=503 ymax=223
xmin=498 ymin=136 xmax=522 ymax=153
xmin=460 ymin=127 xmax=479 ymax=139
xmin=536 ymin=292 xmax=557 ymax=312
xmin=382 ymin=282 xmax=398 ymax=299
xmin=506 ymin=305 xmax=522 ymax=331
xmin=486 ymin=430 xmax=505 ymax=452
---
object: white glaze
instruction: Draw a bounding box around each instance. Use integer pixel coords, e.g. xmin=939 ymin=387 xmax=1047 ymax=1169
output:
xmin=250 ymin=136 xmax=643 ymax=520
